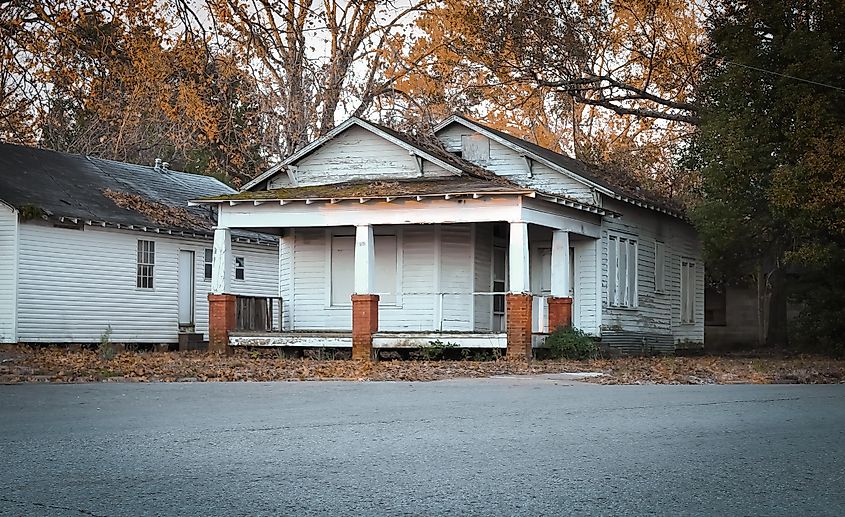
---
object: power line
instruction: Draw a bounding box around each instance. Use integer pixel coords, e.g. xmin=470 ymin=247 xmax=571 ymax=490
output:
xmin=720 ymin=59 xmax=845 ymax=92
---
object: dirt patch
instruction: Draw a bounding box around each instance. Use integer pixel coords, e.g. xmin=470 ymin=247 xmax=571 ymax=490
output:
xmin=1 ymin=346 xmax=843 ymax=384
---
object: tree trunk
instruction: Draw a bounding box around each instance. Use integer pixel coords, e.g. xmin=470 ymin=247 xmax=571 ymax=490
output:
xmin=755 ymin=262 xmax=789 ymax=348
xmin=766 ymin=268 xmax=789 ymax=347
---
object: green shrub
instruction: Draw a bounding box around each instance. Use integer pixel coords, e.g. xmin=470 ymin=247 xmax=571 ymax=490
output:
xmin=544 ymin=326 xmax=598 ymax=360
xmin=98 ymin=325 xmax=116 ymax=360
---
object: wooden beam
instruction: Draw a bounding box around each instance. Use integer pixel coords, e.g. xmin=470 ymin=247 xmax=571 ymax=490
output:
xmin=508 ymin=221 xmax=530 ymax=293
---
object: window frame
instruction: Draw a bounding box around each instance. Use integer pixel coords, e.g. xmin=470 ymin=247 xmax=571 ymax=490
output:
xmin=655 ymin=241 xmax=666 ymax=293
xmin=607 ymin=233 xmax=638 ymax=309
xmin=204 ymin=249 xmax=213 ymax=281
xmin=136 ymin=239 xmax=155 ymax=290
xmin=234 ymin=256 xmax=245 ymax=281
xmin=680 ymin=259 xmax=696 ymax=324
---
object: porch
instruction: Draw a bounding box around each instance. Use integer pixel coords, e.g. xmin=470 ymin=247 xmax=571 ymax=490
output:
xmin=197 ymin=181 xmax=606 ymax=360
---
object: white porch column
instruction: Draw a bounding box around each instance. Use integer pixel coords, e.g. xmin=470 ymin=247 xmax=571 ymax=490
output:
xmin=211 ymin=227 xmax=232 ymax=294
xmin=551 ymin=230 xmax=571 ymax=297
xmin=354 ymin=224 xmax=375 ymax=294
xmin=508 ymin=221 xmax=530 ymax=293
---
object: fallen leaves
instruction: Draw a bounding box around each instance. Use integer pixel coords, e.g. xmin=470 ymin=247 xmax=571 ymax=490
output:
xmin=0 ymin=346 xmax=844 ymax=385
xmin=102 ymin=188 xmax=212 ymax=230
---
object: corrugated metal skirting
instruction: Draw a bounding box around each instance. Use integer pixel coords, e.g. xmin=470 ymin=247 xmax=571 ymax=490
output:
xmin=600 ymin=331 xmax=675 ymax=355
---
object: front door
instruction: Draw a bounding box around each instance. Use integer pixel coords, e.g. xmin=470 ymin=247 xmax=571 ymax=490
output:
xmin=178 ymin=250 xmax=195 ymax=328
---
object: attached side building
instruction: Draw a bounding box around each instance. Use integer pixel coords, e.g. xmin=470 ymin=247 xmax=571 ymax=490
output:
xmin=0 ymin=144 xmax=279 ymax=344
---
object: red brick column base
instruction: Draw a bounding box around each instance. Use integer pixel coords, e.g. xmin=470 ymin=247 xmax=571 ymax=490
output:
xmin=352 ymin=294 xmax=379 ymax=361
xmin=208 ymin=294 xmax=236 ymax=354
xmin=547 ymin=297 xmax=573 ymax=331
xmin=506 ymin=293 xmax=533 ymax=361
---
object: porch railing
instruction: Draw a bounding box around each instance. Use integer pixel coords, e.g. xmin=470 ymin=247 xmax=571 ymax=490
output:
xmin=235 ymin=296 xmax=282 ymax=332
xmin=428 ymin=292 xmax=550 ymax=333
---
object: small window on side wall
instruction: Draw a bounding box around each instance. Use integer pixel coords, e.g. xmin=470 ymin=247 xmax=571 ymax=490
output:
xmin=204 ymin=249 xmax=213 ymax=280
xmin=235 ymin=256 xmax=245 ymax=280
xmin=136 ymin=240 xmax=155 ymax=289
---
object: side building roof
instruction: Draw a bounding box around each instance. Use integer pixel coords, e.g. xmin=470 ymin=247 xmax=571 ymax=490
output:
xmin=0 ymin=142 xmax=274 ymax=243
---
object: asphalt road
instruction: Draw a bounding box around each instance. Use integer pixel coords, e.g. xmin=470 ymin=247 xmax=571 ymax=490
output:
xmin=1 ymin=377 xmax=844 ymax=516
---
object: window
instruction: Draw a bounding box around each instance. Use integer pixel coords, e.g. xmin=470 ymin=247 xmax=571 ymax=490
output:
xmin=655 ymin=241 xmax=666 ymax=293
xmin=136 ymin=240 xmax=155 ymax=289
xmin=204 ymin=249 xmax=213 ymax=280
xmin=330 ymin=235 xmax=398 ymax=306
xmin=235 ymin=256 xmax=245 ymax=280
xmin=461 ymin=134 xmax=490 ymax=162
xmin=681 ymin=259 xmax=696 ymax=323
xmin=608 ymin=234 xmax=637 ymax=307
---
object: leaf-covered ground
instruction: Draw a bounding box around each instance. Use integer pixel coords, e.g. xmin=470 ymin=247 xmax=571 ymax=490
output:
xmin=1 ymin=346 xmax=843 ymax=384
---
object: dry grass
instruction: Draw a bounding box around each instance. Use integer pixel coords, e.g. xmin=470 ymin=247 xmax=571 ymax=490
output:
xmin=1 ymin=345 xmax=843 ymax=384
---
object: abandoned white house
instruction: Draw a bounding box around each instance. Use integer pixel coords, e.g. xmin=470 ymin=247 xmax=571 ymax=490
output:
xmin=195 ymin=115 xmax=704 ymax=359
xmin=0 ymin=143 xmax=279 ymax=346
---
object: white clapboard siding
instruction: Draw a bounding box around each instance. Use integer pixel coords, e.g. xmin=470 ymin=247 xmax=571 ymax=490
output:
xmin=435 ymin=123 xmax=595 ymax=203
xmin=289 ymin=224 xmax=482 ymax=332
xmin=16 ymin=223 xmax=278 ymax=343
xmin=598 ymin=199 xmax=704 ymax=345
xmin=279 ymin=233 xmax=294 ymax=330
xmin=0 ymin=204 xmax=18 ymax=342
xmin=573 ymin=238 xmax=599 ymax=335
xmin=293 ymin=125 xmax=453 ymax=186
xmin=473 ymin=223 xmax=493 ymax=331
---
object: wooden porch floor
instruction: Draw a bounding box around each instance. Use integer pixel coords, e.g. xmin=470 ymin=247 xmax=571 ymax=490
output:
xmin=229 ymin=331 xmax=549 ymax=349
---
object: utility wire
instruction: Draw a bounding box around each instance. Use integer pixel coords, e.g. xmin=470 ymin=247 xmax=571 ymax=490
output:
xmin=720 ymin=59 xmax=845 ymax=92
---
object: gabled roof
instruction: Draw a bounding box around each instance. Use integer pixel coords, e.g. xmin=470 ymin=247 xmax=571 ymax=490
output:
xmin=434 ymin=114 xmax=682 ymax=216
xmin=0 ymin=142 xmax=273 ymax=242
xmin=242 ymin=116 xmax=509 ymax=191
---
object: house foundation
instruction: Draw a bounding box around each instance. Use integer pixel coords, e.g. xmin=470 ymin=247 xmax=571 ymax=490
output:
xmin=208 ymin=293 xmax=236 ymax=354
xmin=547 ymin=296 xmax=573 ymax=331
xmin=506 ymin=293 xmax=533 ymax=360
xmin=352 ymin=294 xmax=379 ymax=360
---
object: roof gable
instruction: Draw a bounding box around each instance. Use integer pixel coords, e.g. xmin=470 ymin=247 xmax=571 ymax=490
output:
xmin=434 ymin=115 xmax=682 ymax=217
xmin=244 ymin=117 xmax=479 ymax=191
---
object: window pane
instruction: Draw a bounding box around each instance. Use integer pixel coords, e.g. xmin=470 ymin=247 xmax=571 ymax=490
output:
xmin=655 ymin=242 xmax=665 ymax=292
xmin=618 ymin=239 xmax=627 ymax=306
xmin=205 ymin=249 xmax=212 ymax=263
xmin=681 ymin=261 xmax=686 ymax=318
xmin=608 ymin=237 xmax=617 ymax=306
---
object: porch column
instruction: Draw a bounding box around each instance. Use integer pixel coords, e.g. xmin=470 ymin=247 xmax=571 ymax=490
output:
xmin=208 ymin=226 xmax=235 ymax=354
xmin=506 ymin=221 xmax=532 ymax=361
xmin=548 ymin=229 xmax=573 ymax=331
xmin=352 ymin=224 xmax=378 ymax=361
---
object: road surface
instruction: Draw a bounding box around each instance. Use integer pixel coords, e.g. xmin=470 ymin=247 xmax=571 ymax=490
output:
xmin=1 ymin=377 xmax=844 ymax=516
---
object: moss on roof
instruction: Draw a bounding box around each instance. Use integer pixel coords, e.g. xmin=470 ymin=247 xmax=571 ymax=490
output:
xmin=199 ymin=178 xmax=531 ymax=201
